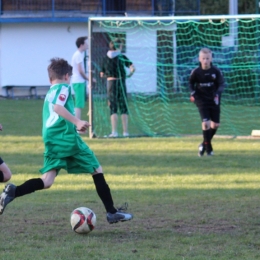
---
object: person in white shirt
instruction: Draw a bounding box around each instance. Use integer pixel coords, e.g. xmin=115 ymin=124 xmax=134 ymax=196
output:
xmin=71 ymin=36 xmax=88 ymax=120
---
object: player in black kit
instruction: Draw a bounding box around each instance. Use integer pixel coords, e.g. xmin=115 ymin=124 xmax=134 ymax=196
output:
xmin=189 ymin=48 xmax=225 ymax=156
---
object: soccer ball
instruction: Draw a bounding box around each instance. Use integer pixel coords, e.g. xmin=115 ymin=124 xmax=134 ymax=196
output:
xmin=70 ymin=207 xmax=96 ymax=234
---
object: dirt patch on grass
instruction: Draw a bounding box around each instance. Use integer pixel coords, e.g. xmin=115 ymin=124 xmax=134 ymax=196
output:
xmin=173 ymin=219 xmax=237 ymax=234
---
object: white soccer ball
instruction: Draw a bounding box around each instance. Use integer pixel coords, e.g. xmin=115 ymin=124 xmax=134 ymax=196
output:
xmin=70 ymin=207 xmax=96 ymax=234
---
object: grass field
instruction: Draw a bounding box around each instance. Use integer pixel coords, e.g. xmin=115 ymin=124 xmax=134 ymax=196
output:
xmin=1 ymin=99 xmax=258 ymax=137
xmin=0 ymin=100 xmax=260 ymax=259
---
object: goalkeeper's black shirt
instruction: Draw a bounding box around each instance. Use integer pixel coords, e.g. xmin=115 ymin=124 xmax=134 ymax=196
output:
xmin=189 ymin=64 xmax=225 ymax=106
xmin=101 ymin=51 xmax=132 ymax=79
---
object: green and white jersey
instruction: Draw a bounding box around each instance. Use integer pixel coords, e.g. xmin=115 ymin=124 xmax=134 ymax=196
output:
xmin=42 ymin=83 xmax=81 ymax=158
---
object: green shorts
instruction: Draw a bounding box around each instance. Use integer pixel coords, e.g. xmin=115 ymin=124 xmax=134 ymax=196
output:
xmin=39 ymin=146 xmax=100 ymax=175
xmin=72 ymin=82 xmax=86 ymax=108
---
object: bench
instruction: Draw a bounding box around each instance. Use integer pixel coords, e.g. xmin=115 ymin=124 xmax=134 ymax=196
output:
xmin=2 ymin=85 xmax=49 ymax=99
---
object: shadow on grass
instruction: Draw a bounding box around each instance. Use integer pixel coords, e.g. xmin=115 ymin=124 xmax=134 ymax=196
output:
xmin=0 ymin=150 xmax=259 ymax=177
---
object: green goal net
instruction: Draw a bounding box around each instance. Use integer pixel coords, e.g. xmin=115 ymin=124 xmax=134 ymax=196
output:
xmin=88 ymin=15 xmax=260 ymax=138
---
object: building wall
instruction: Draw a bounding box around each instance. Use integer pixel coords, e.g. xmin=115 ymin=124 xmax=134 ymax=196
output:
xmin=0 ymin=22 xmax=88 ymax=96
xmin=200 ymin=0 xmax=257 ymax=15
xmin=0 ymin=21 xmax=162 ymax=96
xmin=0 ymin=0 xmax=257 ymax=97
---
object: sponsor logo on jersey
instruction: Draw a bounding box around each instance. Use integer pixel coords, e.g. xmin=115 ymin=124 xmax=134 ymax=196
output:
xmin=211 ymin=74 xmax=216 ymax=79
xmin=199 ymin=83 xmax=213 ymax=87
xmin=59 ymin=94 xmax=66 ymax=101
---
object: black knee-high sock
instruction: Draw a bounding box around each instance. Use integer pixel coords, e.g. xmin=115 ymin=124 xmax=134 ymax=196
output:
xmin=203 ymin=129 xmax=212 ymax=152
xmin=210 ymin=128 xmax=217 ymax=140
xmin=15 ymin=178 xmax=44 ymax=198
xmin=92 ymin=174 xmax=117 ymax=214
xmin=0 ymin=157 xmax=4 ymax=182
xmin=203 ymin=129 xmax=211 ymax=144
xmin=0 ymin=171 xmax=4 ymax=182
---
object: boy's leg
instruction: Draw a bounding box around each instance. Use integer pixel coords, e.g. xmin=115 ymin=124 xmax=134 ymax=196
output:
xmin=121 ymin=114 xmax=128 ymax=136
xmin=110 ymin=114 xmax=118 ymax=137
xmin=70 ymin=147 xmax=133 ymax=224
xmin=0 ymin=157 xmax=12 ymax=182
xmin=108 ymin=80 xmax=118 ymax=137
xmin=92 ymin=170 xmax=133 ymax=224
xmin=210 ymin=127 xmax=217 ymax=139
xmin=198 ymin=107 xmax=212 ymax=156
xmin=119 ymin=80 xmax=129 ymax=136
xmin=202 ymin=126 xmax=212 ymax=155
xmin=0 ymin=170 xmax=56 ymax=215
xmin=92 ymin=173 xmax=117 ymax=214
xmin=210 ymin=106 xmax=220 ymax=141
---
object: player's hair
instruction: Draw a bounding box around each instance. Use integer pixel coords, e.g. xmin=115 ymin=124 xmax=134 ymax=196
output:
xmin=76 ymin=36 xmax=87 ymax=48
xmin=199 ymin=48 xmax=212 ymax=55
xmin=109 ymin=38 xmax=122 ymax=50
xmin=47 ymin=58 xmax=72 ymax=80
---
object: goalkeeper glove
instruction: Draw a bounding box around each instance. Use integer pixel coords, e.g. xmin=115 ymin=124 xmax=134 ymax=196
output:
xmin=190 ymin=91 xmax=195 ymax=102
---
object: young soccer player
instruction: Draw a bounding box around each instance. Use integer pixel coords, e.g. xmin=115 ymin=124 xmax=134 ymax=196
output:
xmin=0 ymin=58 xmax=133 ymax=224
xmin=71 ymin=36 xmax=88 ymax=121
xmin=189 ymin=48 xmax=225 ymax=156
xmin=0 ymin=124 xmax=12 ymax=183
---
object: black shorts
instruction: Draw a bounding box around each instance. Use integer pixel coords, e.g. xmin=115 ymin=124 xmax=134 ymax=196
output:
xmin=197 ymin=103 xmax=220 ymax=123
xmin=107 ymin=79 xmax=128 ymax=115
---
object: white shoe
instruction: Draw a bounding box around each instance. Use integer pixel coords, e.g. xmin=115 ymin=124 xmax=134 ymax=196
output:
xmin=77 ymin=130 xmax=86 ymax=135
xmin=108 ymin=132 xmax=118 ymax=138
xmin=107 ymin=211 xmax=133 ymax=224
xmin=123 ymin=132 xmax=129 ymax=137
xmin=106 ymin=202 xmax=133 ymax=224
xmin=0 ymin=183 xmax=16 ymax=215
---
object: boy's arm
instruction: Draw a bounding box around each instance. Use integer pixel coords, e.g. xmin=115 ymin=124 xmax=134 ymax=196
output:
xmin=122 ymin=55 xmax=135 ymax=78
xmin=189 ymin=69 xmax=196 ymax=102
xmin=100 ymin=57 xmax=106 ymax=78
xmin=53 ymin=104 xmax=90 ymax=131
xmin=216 ymin=69 xmax=225 ymax=94
xmin=127 ymin=64 xmax=135 ymax=78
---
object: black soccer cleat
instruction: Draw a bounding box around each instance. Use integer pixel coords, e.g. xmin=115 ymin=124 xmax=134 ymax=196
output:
xmin=0 ymin=183 xmax=16 ymax=215
xmin=106 ymin=203 xmax=133 ymax=224
xmin=198 ymin=143 xmax=205 ymax=157
xmin=206 ymin=143 xmax=213 ymax=156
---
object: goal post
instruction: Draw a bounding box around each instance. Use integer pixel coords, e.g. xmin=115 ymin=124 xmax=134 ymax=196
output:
xmin=88 ymin=15 xmax=260 ymax=138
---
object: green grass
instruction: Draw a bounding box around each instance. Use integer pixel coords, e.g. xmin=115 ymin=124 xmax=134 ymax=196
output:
xmin=0 ymin=98 xmax=259 ymax=137
xmin=92 ymin=95 xmax=260 ymax=137
xmin=0 ymin=100 xmax=260 ymax=259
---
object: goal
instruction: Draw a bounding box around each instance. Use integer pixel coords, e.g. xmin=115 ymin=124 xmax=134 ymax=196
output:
xmin=88 ymin=15 xmax=260 ymax=138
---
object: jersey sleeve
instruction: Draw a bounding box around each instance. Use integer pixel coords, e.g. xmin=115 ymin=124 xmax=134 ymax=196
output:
xmin=121 ymin=55 xmax=133 ymax=68
xmin=216 ymin=68 xmax=225 ymax=93
xmin=189 ymin=69 xmax=196 ymax=94
xmin=50 ymin=85 xmax=69 ymax=107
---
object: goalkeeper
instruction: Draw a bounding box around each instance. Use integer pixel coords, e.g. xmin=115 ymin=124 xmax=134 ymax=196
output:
xmin=189 ymin=48 xmax=225 ymax=156
xmin=100 ymin=39 xmax=135 ymax=138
